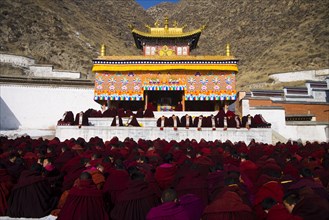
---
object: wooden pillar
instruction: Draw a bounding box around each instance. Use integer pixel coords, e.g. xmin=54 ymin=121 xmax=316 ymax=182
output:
xmin=182 ymin=91 xmax=185 ymax=111
xmin=144 ymin=91 xmax=148 ymax=110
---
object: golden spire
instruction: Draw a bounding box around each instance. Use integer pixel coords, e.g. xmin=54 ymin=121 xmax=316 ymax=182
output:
xmin=226 ymin=43 xmax=230 ymax=56
xmin=164 ymin=16 xmax=169 ymax=30
xmin=101 ymin=44 xmax=106 ymax=56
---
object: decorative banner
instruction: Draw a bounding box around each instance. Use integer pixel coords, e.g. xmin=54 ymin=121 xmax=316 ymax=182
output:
xmin=94 ymin=71 xmax=236 ymax=101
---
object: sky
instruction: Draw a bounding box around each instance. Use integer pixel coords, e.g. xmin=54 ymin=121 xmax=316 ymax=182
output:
xmin=136 ymin=0 xmax=179 ymax=9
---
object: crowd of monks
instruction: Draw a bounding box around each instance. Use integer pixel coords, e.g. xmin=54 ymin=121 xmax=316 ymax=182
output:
xmin=57 ymin=105 xmax=271 ymax=130
xmin=0 ymin=135 xmax=328 ymax=219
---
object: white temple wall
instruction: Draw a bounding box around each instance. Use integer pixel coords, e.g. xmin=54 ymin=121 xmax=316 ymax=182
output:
xmin=0 ymin=84 xmax=98 ymax=130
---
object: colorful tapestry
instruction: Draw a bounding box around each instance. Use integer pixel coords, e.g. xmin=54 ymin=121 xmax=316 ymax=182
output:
xmin=94 ymin=71 xmax=236 ymax=101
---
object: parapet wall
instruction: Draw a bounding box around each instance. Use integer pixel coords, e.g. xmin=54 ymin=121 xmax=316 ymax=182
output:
xmin=0 ymin=53 xmax=35 ymax=68
xmin=0 ymin=53 xmax=81 ymax=79
xmin=269 ymin=69 xmax=329 ymax=82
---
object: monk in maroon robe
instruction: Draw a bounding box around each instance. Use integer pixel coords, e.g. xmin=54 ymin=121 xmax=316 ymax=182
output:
xmin=117 ymin=108 xmax=126 ymax=117
xmin=241 ymin=114 xmax=255 ymax=129
xmin=203 ymin=191 xmax=254 ymax=220
xmin=126 ymin=115 xmax=141 ymax=127
xmin=73 ymin=111 xmax=89 ymax=128
xmin=283 ymin=189 xmax=329 ymax=220
xmin=180 ymin=114 xmax=193 ymax=128
xmin=111 ymin=172 xmax=160 ymax=220
xmin=102 ymin=107 xmax=117 ymax=117
xmin=205 ymin=114 xmax=218 ymax=130
xmin=57 ymin=172 xmax=108 ymax=220
xmin=57 ymin=111 xmax=74 ymax=125
xmin=103 ymin=161 xmax=130 ymax=205
xmin=136 ymin=108 xmax=144 ymax=118
xmin=261 ymin=197 xmax=302 ymax=220
xmin=146 ymin=188 xmax=190 ymax=220
xmin=111 ymin=115 xmax=124 ymax=126
xmin=144 ymin=108 xmax=155 ymax=118
xmin=193 ymin=115 xmax=207 ymax=130
xmin=179 ymin=194 xmax=205 ymax=220
xmin=7 ymin=163 xmax=57 ymax=218
xmin=0 ymin=163 xmax=14 ymax=216
xmin=154 ymin=153 xmax=178 ymax=190
xmin=156 ymin=116 xmax=169 ymax=130
xmin=168 ymin=115 xmax=181 ymax=130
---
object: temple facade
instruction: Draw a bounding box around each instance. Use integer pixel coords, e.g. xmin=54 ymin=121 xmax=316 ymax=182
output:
xmin=92 ymin=18 xmax=238 ymax=111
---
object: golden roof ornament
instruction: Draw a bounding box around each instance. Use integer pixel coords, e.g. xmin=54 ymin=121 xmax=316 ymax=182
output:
xmin=101 ymin=44 xmax=106 ymax=56
xmin=130 ymin=16 xmax=205 ymax=38
xmin=226 ymin=43 xmax=230 ymax=56
xmin=164 ymin=16 xmax=169 ymax=30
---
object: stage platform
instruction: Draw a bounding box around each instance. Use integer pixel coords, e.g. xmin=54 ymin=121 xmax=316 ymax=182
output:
xmin=55 ymin=125 xmax=272 ymax=143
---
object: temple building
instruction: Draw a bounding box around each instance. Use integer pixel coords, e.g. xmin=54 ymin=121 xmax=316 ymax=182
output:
xmin=92 ymin=17 xmax=238 ymax=111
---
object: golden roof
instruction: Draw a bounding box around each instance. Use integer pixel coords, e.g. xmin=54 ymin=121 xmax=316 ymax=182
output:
xmin=95 ymin=55 xmax=236 ymax=61
xmin=130 ymin=17 xmax=205 ymax=38
xmin=92 ymin=55 xmax=238 ymax=72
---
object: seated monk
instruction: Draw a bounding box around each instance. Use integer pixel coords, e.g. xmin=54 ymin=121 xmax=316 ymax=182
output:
xmin=156 ymin=116 xmax=169 ymax=130
xmin=126 ymin=115 xmax=141 ymax=127
xmin=283 ymin=189 xmax=329 ymax=220
xmin=193 ymin=115 xmax=207 ymax=131
xmin=180 ymin=114 xmax=193 ymax=129
xmin=89 ymin=109 xmax=103 ymax=118
xmin=216 ymin=103 xmax=236 ymax=130
xmin=57 ymin=172 xmax=109 ymax=220
xmin=103 ymin=159 xmax=130 ymax=206
xmin=125 ymin=109 xmax=134 ymax=117
xmin=168 ymin=114 xmax=181 ymax=130
xmin=144 ymin=108 xmax=155 ymax=118
xmin=102 ymin=107 xmax=117 ymax=117
xmin=253 ymin=114 xmax=271 ymax=128
xmin=175 ymin=101 xmax=183 ymax=111
xmin=202 ymin=191 xmax=254 ymax=220
xmin=146 ymin=188 xmax=190 ymax=220
xmin=241 ymin=114 xmax=255 ymax=129
xmin=136 ymin=108 xmax=144 ymax=118
xmin=73 ymin=111 xmax=89 ymax=128
xmin=261 ymin=197 xmax=302 ymax=220
xmin=111 ymin=115 xmax=124 ymax=126
xmin=57 ymin=111 xmax=74 ymax=125
xmin=7 ymin=163 xmax=58 ymax=218
xmin=205 ymin=114 xmax=218 ymax=130
xmin=154 ymin=153 xmax=177 ymax=190
xmin=0 ymin=163 xmax=14 ymax=216
xmin=179 ymin=194 xmax=205 ymax=220
xmin=117 ymin=108 xmax=126 ymax=118
xmin=111 ymin=171 xmax=160 ymax=220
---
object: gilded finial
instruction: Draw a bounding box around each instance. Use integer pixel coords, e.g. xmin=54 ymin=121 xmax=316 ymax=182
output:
xmin=226 ymin=43 xmax=230 ymax=56
xmin=154 ymin=20 xmax=160 ymax=27
xmin=201 ymin=25 xmax=206 ymax=31
xmin=164 ymin=16 xmax=169 ymax=30
xmin=173 ymin=20 xmax=178 ymax=27
xmin=145 ymin=24 xmax=151 ymax=30
xmin=101 ymin=44 xmax=106 ymax=56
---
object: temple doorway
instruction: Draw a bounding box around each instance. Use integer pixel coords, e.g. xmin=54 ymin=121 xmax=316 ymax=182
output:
xmin=145 ymin=91 xmax=183 ymax=111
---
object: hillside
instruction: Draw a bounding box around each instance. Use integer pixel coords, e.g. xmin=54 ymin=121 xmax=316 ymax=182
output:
xmin=0 ymin=0 xmax=152 ymax=78
xmin=1 ymin=0 xmax=328 ymax=90
xmin=153 ymin=0 xmax=329 ymax=89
